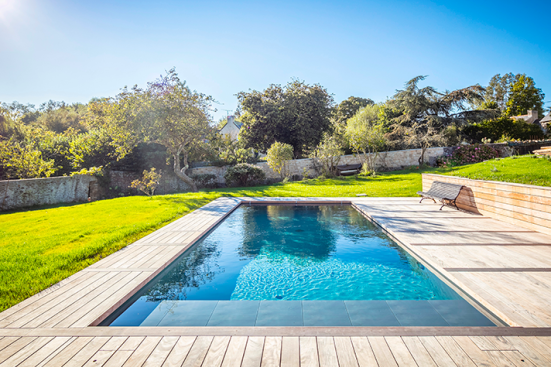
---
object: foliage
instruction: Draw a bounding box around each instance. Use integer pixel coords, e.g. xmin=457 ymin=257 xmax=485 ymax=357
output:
xmin=473 ymin=73 xmax=515 ymax=111
xmin=332 ymin=96 xmax=374 ymax=133
xmin=237 ymin=79 xmax=334 ymax=156
xmin=385 ymin=75 xmax=488 ymax=165
xmin=463 ymin=116 xmax=545 ymax=142
xmin=87 ymin=68 xmax=213 ymax=192
xmin=437 ymin=144 xmax=499 ymax=167
xmin=309 ymin=134 xmax=344 ymax=177
xmin=345 ymin=104 xmax=386 ymax=175
xmin=210 ymin=134 xmax=257 ymax=165
xmin=67 ymin=128 xmax=116 ymax=170
xmin=505 ymin=74 xmax=545 ymax=117
xmin=130 ymin=168 xmax=162 ymax=196
xmin=0 ymin=140 xmax=56 ymax=179
xmin=35 ymin=103 xmax=88 ymax=133
xmin=266 ymin=141 xmax=294 ymax=179
xmin=70 ymin=166 xmax=104 ymax=177
xmin=190 ymin=173 xmax=217 ymax=188
xmin=224 ymin=163 xmax=266 ymax=187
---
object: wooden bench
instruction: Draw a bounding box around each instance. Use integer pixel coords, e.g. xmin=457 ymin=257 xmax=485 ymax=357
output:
xmin=417 ymin=181 xmax=464 ymax=210
xmin=336 ymin=164 xmax=362 ymax=176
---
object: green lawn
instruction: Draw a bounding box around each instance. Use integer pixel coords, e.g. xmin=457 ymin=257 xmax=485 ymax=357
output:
xmin=0 ymin=155 xmax=549 ymax=311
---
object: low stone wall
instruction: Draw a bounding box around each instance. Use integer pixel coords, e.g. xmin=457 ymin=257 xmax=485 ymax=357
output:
xmin=422 ymin=173 xmax=551 ymax=235
xmin=107 ymin=170 xmax=191 ymax=197
xmin=0 ymin=175 xmax=97 ymax=211
xmin=190 ymin=147 xmax=446 ymax=184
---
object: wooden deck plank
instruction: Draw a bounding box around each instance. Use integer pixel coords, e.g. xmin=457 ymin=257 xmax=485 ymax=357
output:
xmin=368 ymin=337 xmax=398 ymax=367
xmin=180 ymin=335 xmax=213 ymax=367
xmin=0 ymin=337 xmax=37 ymax=364
xmin=64 ymin=337 xmax=110 ymax=367
xmin=202 ymin=336 xmax=231 ymax=367
xmin=52 ymin=272 xmax=143 ymax=328
xmin=43 ymin=337 xmax=94 ymax=367
xmin=242 ymin=336 xmax=265 ymax=367
xmin=19 ymin=336 xmax=72 ymax=367
xmin=103 ymin=350 xmax=133 ymax=367
xmin=0 ymin=337 xmax=53 ymax=366
xmin=0 ymin=336 xmax=19 ymax=352
xmin=143 ymin=336 xmax=179 ymax=367
xmin=486 ymin=351 xmax=518 ymax=367
xmin=281 ymin=337 xmax=299 ymax=367
xmin=36 ymin=336 xmax=76 ymax=367
xmin=501 ymin=351 xmax=536 ymax=367
xmin=221 ymin=336 xmax=247 ymax=367
xmin=261 ymin=336 xmax=282 ymax=367
xmin=334 ymin=337 xmax=359 ymax=367
xmin=317 ymin=337 xmax=339 ymax=367
xmin=71 ymin=271 xmax=154 ymax=327
xmin=162 ymin=336 xmax=196 ymax=367
xmin=401 ymin=337 xmax=437 ymax=367
xmin=121 ymin=336 xmax=161 ymax=367
xmin=82 ymin=350 xmax=116 ymax=366
xmin=421 ymin=336 xmax=461 ymax=367
xmin=452 ymin=336 xmax=495 ymax=367
xmin=350 ymin=337 xmax=377 ymax=367
xmin=299 ymin=337 xmax=319 ymax=367
xmin=40 ymin=272 xmax=138 ymax=328
xmin=384 ymin=337 xmax=417 ymax=367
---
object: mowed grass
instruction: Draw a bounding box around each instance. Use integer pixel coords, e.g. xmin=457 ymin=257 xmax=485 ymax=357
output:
xmin=442 ymin=155 xmax=551 ymax=187
xmin=0 ymin=168 xmax=429 ymax=311
xmin=1 ymin=155 xmax=549 ymax=311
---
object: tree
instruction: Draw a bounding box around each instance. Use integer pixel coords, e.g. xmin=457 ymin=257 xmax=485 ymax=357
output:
xmin=266 ymin=142 xmax=294 ymax=179
xmin=332 ymin=96 xmax=374 ymax=133
xmin=131 ymin=168 xmax=162 ymax=196
xmin=310 ymin=133 xmax=344 ymax=176
xmin=87 ymin=69 xmax=213 ymax=192
xmin=475 ymin=73 xmax=515 ymax=111
xmin=345 ymin=104 xmax=386 ymax=175
xmin=0 ymin=140 xmax=56 ymax=179
xmin=237 ymin=80 xmax=334 ymax=157
xmin=505 ymin=74 xmax=545 ymax=117
xmin=386 ymin=76 xmax=487 ymax=165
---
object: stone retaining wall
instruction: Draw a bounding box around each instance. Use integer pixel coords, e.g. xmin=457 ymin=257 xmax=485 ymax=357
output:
xmin=190 ymin=147 xmax=446 ymax=184
xmin=0 ymin=175 xmax=97 ymax=211
xmin=422 ymin=173 xmax=551 ymax=235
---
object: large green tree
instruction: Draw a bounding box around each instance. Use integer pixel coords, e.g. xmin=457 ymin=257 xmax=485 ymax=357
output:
xmin=387 ymin=76 xmax=487 ymax=164
xmin=88 ymin=69 xmax=213 ymax=192
xmin=505 ymin=74 xmax=545 ymax=117
xmin=332 ymin=96 xmax=374 ymax=133
xmin=237 ymin=80 xmax=334 ymax=157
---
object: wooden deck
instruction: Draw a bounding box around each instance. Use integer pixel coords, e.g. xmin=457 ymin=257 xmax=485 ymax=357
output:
xmin=2 ymin=197 xmax=551 ymax=366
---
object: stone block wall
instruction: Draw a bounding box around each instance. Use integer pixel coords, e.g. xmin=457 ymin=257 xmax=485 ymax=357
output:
xmin=0 ymin=175 xmax=97 ymax=211
xmin=189 ymin=147 xmax=446 ymax=185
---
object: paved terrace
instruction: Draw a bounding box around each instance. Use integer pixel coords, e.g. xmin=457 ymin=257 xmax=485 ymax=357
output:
xmin=1 ymin=197 xmax=551 ymax=366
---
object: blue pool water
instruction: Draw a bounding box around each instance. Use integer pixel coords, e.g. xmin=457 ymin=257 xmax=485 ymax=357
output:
xmin=105 ymin=205 xmax=494 ymax=327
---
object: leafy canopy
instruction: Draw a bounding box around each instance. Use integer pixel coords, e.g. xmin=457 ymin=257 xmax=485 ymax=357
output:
xmin=237 ymin=79 xmax=334 ymax=157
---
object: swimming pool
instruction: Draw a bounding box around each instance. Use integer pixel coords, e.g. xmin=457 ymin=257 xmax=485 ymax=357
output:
xmin=104 ymin=205 xmax=495 ymax=327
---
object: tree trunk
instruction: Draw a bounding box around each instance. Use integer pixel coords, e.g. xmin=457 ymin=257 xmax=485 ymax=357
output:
xmin=173 ymin=149 xmax=198 ymax=192
xmin=418 ymin=146 xmax=427 ymax=166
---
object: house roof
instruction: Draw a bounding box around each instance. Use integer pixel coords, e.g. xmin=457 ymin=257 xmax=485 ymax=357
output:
xmin=541 ymin=112 xmax=551 ymax=123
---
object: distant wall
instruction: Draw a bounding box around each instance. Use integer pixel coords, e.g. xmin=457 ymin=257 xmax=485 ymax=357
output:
xmin=0 ymin=175 xmax=97 ymax=211
xmin=422 ymin=173 xmax=551 ymax=235
xmin=190 ymin=147 xmax=446 ymax=184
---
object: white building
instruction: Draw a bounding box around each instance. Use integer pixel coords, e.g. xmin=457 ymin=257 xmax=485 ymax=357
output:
xmin=218 ymin=116 xmax=242 ymax=141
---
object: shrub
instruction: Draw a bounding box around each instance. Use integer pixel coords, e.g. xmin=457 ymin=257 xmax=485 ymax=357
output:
xmin=190 ymin=173 xmax=217 ymax=188
xmin=309 ymin=134 xmax=343 ymax=177
xmin=463 ymin=116 xmax=544 ymax=142
xmin=130 ymin=168 xmax=162 ymax=196
xmin=266 ymin=142 xmax=294 ymax=179
xmin=224 ymin=163 xmax=266 ymax=187
xmin=437 ymin=144 xmax=499 ymax=167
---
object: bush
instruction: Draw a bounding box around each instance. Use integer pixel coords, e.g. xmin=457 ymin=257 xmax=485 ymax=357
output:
xmin=224 ymin=163 xmax=266 ymax=187
xmin=437 ymin=144 xmax=499 ymax=167
xmin=463 ymin=116 xmax=544 ymax=142
xmin=130 ymin=168 xmax=162 ymax=196
xmin=190 ymin=173 xmax=217 ymax=188
xmin=266 ymin=142 xmax=294 ymax=179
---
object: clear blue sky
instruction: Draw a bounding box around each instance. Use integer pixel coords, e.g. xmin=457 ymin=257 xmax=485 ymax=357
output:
xmin=1 ymin=0 xmax=550 ymax=121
